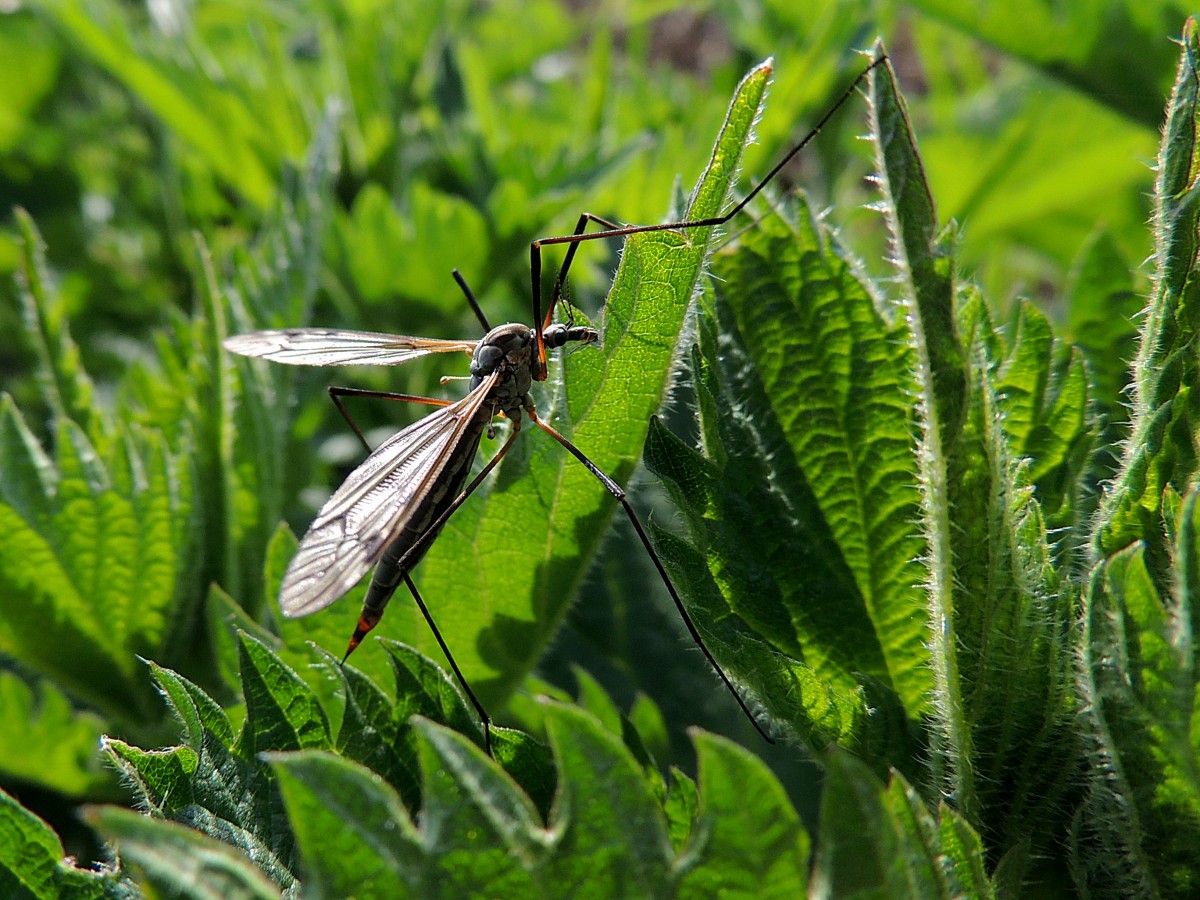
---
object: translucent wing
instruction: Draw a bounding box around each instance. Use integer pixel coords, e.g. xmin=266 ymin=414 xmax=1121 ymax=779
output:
xmin=224 ymin=328 xmax=477 ymax=367
xmin=278 ymin=370 xmax=501 ymax=617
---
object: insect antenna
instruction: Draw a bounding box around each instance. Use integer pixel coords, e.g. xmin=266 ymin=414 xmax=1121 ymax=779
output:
xmin=452 ymin=269 xmax=491 ymax=333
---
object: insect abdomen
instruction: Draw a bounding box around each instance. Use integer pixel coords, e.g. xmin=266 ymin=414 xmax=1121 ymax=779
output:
xmin=360 ymin=422 xmax=488 ymax=617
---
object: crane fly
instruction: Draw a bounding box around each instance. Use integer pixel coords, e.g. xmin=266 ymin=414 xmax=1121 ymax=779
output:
xmin=225 ymin=52 xmax=888 ymax=755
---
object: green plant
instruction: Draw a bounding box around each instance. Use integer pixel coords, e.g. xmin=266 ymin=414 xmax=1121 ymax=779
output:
xmin=3 ymin=2 xmax=1200 ymax=898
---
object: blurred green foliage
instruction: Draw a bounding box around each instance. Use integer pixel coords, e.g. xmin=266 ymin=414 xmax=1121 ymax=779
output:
xmin=0 ymin=0 xmax=1197 ymax=895
xmin=3 ymin=0 xmax=1181 ymax=403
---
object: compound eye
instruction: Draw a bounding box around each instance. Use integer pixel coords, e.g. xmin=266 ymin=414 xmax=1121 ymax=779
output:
xmin=542 ymin=324 xmax=569 ymax=350
xmin=470 ymin=343 xmax=505 ymax=377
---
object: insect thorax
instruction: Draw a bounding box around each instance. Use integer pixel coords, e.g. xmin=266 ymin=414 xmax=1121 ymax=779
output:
xmin=469 ymin=322 xmax=600 ymax=420
xmin=469 ymin=323 xmax=537 ymax=418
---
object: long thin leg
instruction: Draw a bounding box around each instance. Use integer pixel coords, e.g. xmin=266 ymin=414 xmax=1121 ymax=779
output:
xmin=531 ymin=212 xmax=621 ymax=363
xmin=403 ymin=573 xmax=493 ymax=757
xmin=529 ymin=411 xmax=774 ymax=744
xmin=388 ymin=406 xmax=774 ymax=742
xmin=328 ymin=385 xmax=455 ymax=452
xmin=530 ymin=54 xmax=888 ymax=337
xmin=545 ymin=213 xmax=621 ymax=330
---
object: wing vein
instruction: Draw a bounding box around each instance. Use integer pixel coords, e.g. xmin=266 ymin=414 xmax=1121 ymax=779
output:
xmin=224 ymin=328 xmax=478 ymax=367
xmin=279 ymin=370 xmax=501 ymax=616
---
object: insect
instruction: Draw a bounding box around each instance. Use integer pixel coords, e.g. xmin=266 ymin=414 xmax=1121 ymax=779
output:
xmin=225 ymin=52 xmax=888 ymax=754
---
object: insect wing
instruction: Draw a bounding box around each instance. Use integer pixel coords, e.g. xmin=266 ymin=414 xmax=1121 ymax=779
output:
xmin=278 ymin=370 xmax=501 ymax=617
xmin=224 ymin=328 xmax=478 ymax=367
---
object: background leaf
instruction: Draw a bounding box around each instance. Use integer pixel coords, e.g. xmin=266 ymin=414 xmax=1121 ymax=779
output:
xmin=3 ymin=2 xmax=1199 ymax=895
xmin=91 ymin=633 xmax=824 ymax=898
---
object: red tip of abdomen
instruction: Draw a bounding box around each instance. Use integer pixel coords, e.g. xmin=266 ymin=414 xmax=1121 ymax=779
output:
xmin=340 ymin=608 xmax=383 ymax=664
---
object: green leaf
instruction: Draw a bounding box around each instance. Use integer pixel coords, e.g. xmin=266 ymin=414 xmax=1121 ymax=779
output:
xmin=411 ymin=719 xmax=545 ymax=895
xmin=813 ymin=751 xmax=995 ymax=900
xmin=906 ymin=0 xmax=1177 ymax=128
xmin=81 ymin=805 xmax=281 ymax=899
xmin=1078 ymin=487 xmax=1200 ymax=899
xmin=637 ymin=56 xmax=944 ymax=768
xmin=100 ymin=648 xmax=318 ymax=891
xmin=0 ymin=384 xmax=196 ymax=724
xmin=0 ymin=17 xmax=61 ymax=153
xmin=541 ymin=702 xmax=673 ymax=894
xmin=0 ymin=788 xmax=124 ymax=900
xmin=864 ymin=50 xmax=983 ymax=816
xmin=571 ymin=666 xmax=625 ymax=737
xmin=284 ymin=702 xmax=812 ymax=897
xmin=97 ymin=633 xmax=826 ymax=895
xmin=147 ymin=660 xmax=236 ymax=750
xmin=636 ymin=451 xmax=874 ymax=753
xmin=627 ymin=692 xmax=669 ymax=766
xmin=868 ymin=50 xmax=1081 ymax=844
xmin=0 ymin=393 xmax=57 ymax=526
xmin=641 ymin=200 xmax=924 ymax=758
xmin=1066 ymin=229 xmax=1140 ymax=424
xmin=676 ymin=732 xmax=809 ymax=898
xmin=909 ymin=27 xmax=1156 ymax=297
xmin=0 ymin=672 xmax=113 ymax=798
xmin=0 ymin=787 xmax=61 ymax=900
xmin=662 ymin=767 xmax=698 ymax=853
xmin=103 ymin=739 xmax=199 ymax=816
xmin=868 ymin=46 xmax=964 ymax=448
xmin=703 ymin=196 xmax=928 ymax=712
xmin=1097 ymin=17 xmax=1200 ymax=566
xmin=331 ymin=637 xmax=495 ymax=812
xmin=640 ymin=53 xmax=1082 ymax=869
xmin=936 ymin=308 xmax=1080 ymax=846
xmin=0 ymin=435 xmax=152 ymax=720
xmin=236 ymin=631 xmax=332 ymax=756
xmin=3 ymin=218 xmax=202 ymax=734
xmin=994 ymin=301 xmax=1093 ymax=530
xmin=332 ymin=650 xmax=423 ymax=809
xmin=268 ymin=750 xmax=419 ymax=898
xmin=42 ymin=0 xmax=278 ymax=210
xmin=13 ymin=209 xmax=97 ymax=435
xmin=337 ymin=181 xmax=491 ymax=307
xmin=383 ymin=640 xmax=487 ymax=749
